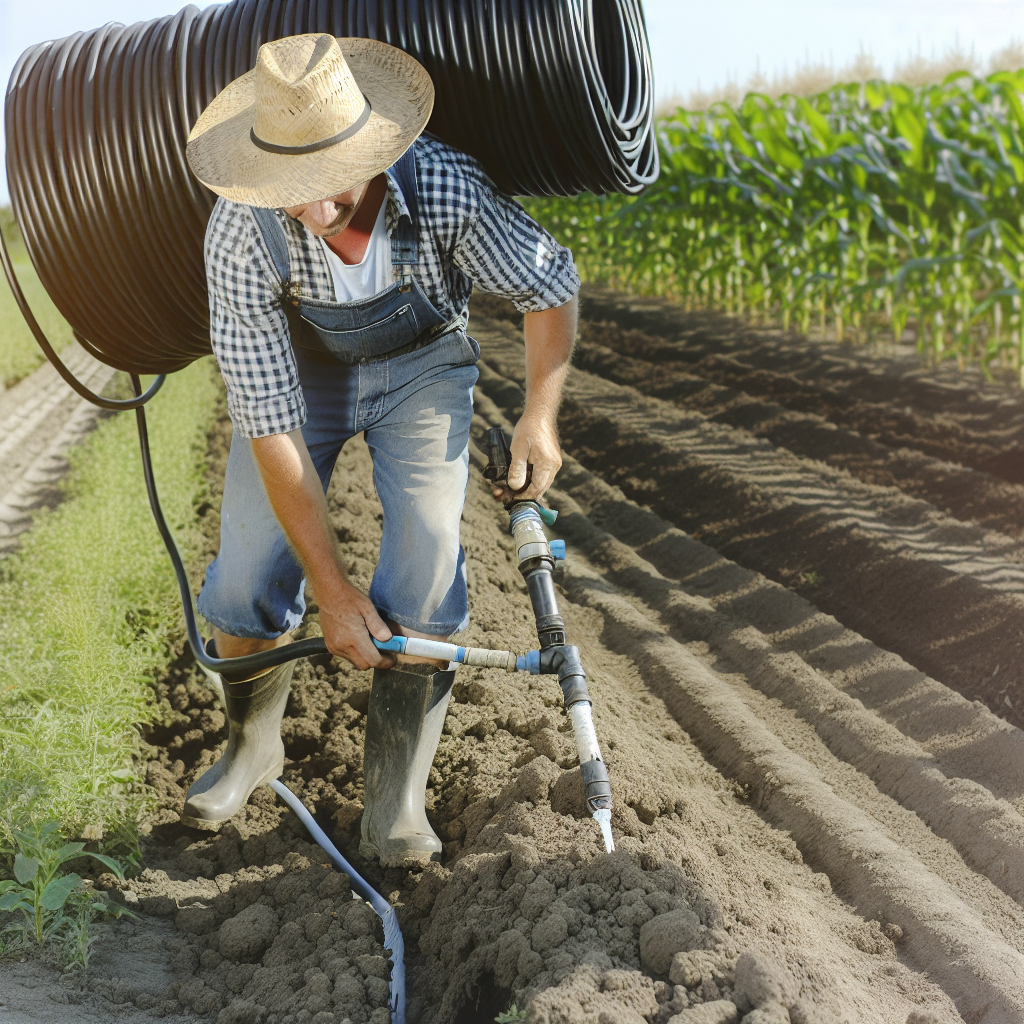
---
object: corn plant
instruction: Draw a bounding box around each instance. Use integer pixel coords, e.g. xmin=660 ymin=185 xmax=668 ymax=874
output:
xmin=528 ymin=70 xmax=1024 ymax=381
xmin=0 ymin=821 xmax=128 ymax=951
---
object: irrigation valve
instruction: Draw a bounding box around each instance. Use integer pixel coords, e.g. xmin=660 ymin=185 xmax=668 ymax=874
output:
xmin=482 ymin=427 xmax=615 ymax=853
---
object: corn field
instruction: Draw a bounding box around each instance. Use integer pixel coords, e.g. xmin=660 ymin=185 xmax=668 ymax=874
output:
xmin=527 ymin=70 xmax=1024 ymax=379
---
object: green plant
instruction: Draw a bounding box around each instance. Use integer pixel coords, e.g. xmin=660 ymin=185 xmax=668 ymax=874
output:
xmin=0 ymin=359 xmax=222 ymax=845
xmin=0 ymin=205 xmax=76 ymax=386
xmin=0 ymin=205 xmax=21 ymax=247
xmin=495 ymin=1004 xmax=528 ymax=1023
xmin=528 ymin=69 xmax=1024 ymax=381
xmin=0 ymin=821 xmax=129 ymax=951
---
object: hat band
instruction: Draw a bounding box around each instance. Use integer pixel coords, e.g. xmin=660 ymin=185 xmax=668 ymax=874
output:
xmin=249 ymin=94 xmax=372 ymax=155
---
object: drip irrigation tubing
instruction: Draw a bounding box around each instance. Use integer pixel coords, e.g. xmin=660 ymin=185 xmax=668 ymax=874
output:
xmin=4 ymin=0 xmax=658 ymax=376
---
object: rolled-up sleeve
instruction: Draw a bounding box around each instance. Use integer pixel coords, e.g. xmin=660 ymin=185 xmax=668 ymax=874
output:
xmin=452 ymin=179 xmax=580 ymax=313
xmin=205 ymin=200 xmax=306 ymax=438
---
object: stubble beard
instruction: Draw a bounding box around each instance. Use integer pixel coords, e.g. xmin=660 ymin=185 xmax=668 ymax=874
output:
xmin=314 ymin=206 xmax=356 ymax=238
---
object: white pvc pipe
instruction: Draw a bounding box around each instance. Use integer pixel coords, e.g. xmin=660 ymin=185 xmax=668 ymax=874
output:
xmin=569 ymin=702 xmax=604 ymax=764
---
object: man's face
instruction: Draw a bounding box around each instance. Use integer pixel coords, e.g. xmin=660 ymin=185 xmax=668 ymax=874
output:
xmin=285 ymin=181 xmax=370 ymax=237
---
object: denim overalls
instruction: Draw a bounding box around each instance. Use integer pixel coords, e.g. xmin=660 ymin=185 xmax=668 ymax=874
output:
xmin=197 ymin=149 xmax=478 ymax=640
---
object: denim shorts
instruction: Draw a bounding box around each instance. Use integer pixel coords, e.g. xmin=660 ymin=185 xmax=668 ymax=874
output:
xmin=198 ymin=331 xmax=480 ymax=639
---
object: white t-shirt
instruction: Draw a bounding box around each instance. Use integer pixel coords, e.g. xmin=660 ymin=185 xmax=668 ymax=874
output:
xmin=316 ymin=197 xmax=391 ymax=302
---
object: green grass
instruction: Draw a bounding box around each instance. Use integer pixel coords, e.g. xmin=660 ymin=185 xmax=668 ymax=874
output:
xmin=0 ymin=210 xmax=76 ymax=387
xmin=0 ymin=358 xmax=221 ymax=846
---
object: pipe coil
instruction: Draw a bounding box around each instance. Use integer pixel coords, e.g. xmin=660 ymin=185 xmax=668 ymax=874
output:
xmin=4 ymin=1 xmax=657 ymax=374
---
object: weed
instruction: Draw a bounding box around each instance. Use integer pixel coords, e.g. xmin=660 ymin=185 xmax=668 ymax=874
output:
xmin=495 ymin=1005 xmax=528 ymax=1023
xmin=0 ymin=821 xmax=131 ymax=968
xmin=800 ymin=571 xmax=825 ymax=587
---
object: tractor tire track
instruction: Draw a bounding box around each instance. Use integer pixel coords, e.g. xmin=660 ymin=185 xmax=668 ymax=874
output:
xmin=0 ymin=343 xmax=117 ymax=554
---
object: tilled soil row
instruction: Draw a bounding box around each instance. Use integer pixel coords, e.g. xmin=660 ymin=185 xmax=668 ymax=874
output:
xmin=571 ymin=335 xmax=1024 ymax=543
xmin=568 ymin=288 xmax=1024 ymax=486
xmin=468 ymin=310 xmax=1024 ymax=729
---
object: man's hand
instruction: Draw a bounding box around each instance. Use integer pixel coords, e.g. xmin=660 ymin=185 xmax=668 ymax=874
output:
xmin=492 ymin=293 xmax=578 ymax=504
xmin=495 ymin=411 xmax=562 ymax=502
xmin=317 ymin=576 xmax=395 ymax=670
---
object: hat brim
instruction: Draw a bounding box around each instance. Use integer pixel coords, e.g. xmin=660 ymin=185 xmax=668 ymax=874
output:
xmin=186 ymin=38 xmax=434 ymax=208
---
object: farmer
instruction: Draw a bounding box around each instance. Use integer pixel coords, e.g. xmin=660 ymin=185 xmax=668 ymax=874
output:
xmin=181 ymin=34 xmax=578 ymax=867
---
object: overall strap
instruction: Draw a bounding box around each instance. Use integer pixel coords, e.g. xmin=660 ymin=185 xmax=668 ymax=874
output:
xmin=250 ymin=207 xmax=291 ymax=287
xmin=389 ymin=146 xmax=420 ymax=268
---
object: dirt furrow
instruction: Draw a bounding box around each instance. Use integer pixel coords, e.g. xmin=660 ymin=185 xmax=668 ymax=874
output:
xmin=536 ymin=463 xmax=1022 ymax=806
xmin=537 ymin=450 xmax=1024 ymax=905
xmin=571 ymin=288 xmax=1024 ymax=486
xmin=471 ymin=392 xmax=1022 ymax=1022
xmin=0 ymin=343 xmax=116 ymax=554
xmin=471 ymin=318 xmax=1024 ymax=728
xmin=551 ymin=557 xmax=1022 ymax=1024
xmin=570 ymin=337 xmax=1024 ymax=543
xmin=0 ymin=343 xmax=114 ymax=492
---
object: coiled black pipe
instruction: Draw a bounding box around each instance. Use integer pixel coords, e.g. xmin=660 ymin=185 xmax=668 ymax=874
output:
xmin=4 ymin=0 xmax=657 ymax=375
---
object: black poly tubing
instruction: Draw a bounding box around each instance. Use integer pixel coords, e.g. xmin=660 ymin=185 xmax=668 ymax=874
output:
xmin=128 ymin=374 xmax=333 ymax=680
xmin=5 ymin=0 xmax=658 ymax=376
xmin=0 ymin=235 xmax=167 ymax=410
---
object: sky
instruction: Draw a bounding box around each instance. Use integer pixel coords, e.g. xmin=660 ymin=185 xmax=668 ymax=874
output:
xmin=2 ymin=0 xmax=1023 ymax=204
xmin=644 ymin=0 xmax=1024 ymax=100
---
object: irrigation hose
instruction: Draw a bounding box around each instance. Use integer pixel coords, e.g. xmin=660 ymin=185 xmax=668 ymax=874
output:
xmin=5 ymin=0 xmax=658 ymax=376
xmin=0 ymin=232 xmax=165 ymax=411
xmin=269 ymin=779 xmax=407 ymax=1024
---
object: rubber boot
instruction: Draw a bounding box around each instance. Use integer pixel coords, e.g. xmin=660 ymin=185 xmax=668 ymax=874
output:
xmin=181 ymin=658 xmax=295 ymax=829
xmin=360 ymin=664 xmax=455 ymax=868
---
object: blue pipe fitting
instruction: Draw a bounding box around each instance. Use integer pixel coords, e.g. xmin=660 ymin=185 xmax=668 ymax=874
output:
xmin=538 ymin=505 xmax=559 ymax=527
xmin=516 ymin=650 xmax=541 ymax=674
xmin=549 ymin=540 xmax=566 ymax=560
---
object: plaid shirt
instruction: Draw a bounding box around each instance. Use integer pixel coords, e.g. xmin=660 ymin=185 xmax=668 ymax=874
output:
xmin=204 ymin=135 xmax=579 ymax=438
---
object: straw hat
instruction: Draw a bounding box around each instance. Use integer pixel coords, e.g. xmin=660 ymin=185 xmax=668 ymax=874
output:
xmin=186 ymin=34 xmax=434 ymax=208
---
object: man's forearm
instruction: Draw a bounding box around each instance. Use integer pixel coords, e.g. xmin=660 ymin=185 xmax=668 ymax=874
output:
xmin=250 ymin=430 xmax=344 ymax=596
xmin=522 ymin=292 xmax=578 ymax=417
xmin=502 ymin=293 xmax=578 ymax=499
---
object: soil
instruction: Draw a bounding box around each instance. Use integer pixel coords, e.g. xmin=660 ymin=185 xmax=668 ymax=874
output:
xmin=0 ymin=343 xmax=116 ymax=555
xmin=3 ymin=288 xmax=1022 ymax=1024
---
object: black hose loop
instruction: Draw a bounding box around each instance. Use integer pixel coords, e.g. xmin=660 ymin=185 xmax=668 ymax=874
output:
xmin=128 ymin=371 xmax=331 ymax=678
xmin=0 ymin=229 xmax=166 ymax=409
xmin=5 ymin=0 xmax=658 ymax=376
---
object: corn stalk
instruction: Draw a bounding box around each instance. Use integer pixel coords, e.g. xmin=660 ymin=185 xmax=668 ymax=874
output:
xmin=528 ymin=70 xmax=1024 ymax=381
